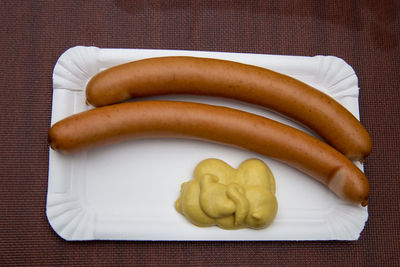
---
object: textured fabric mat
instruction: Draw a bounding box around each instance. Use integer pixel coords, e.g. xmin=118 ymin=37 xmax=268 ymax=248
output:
xmin=0 ymin=1 xmax=399 ymax=266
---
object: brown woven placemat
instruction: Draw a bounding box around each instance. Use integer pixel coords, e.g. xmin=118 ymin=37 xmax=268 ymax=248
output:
xmin=1 ymin=1 xmax=399 ymax=266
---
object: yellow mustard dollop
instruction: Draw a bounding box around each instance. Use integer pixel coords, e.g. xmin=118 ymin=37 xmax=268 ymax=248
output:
xmin=175 ymin=158 xmax=278 ymax=230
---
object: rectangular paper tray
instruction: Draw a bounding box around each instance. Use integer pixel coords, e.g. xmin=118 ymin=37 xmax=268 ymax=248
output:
xmin=47 ymin=46 xmax=368 ymax=241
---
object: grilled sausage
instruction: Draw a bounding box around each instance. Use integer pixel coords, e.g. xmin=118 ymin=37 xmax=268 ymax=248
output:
xmin=85 ymin=56 xmax=372 ymax=161
xmin=48 ymin=100 xmax=369 ymax=206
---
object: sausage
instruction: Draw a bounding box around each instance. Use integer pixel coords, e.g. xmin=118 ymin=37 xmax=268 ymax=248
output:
xmin=48 ymin=100 xmax=369 ymax=206
xmin=85 ymin=56 xmax=372 ymax=161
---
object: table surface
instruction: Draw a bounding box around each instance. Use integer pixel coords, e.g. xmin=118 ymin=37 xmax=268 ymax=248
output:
xmin=1 ymin=1 xmax=399 ymax=266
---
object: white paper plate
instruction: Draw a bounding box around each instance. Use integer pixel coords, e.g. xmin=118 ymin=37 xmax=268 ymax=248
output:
xmin=46 ymin=46 xmax=368 ymax=241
